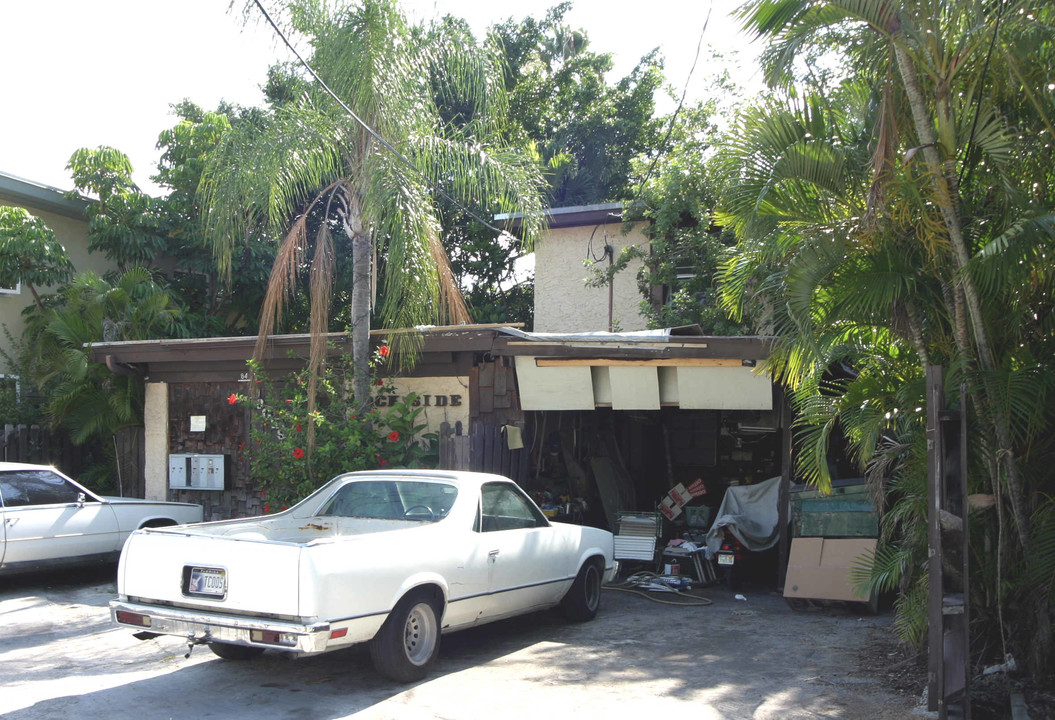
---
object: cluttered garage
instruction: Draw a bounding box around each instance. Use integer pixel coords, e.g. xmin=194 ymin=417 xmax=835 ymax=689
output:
xmin=89 ymin=323 xmax=877 ymax=605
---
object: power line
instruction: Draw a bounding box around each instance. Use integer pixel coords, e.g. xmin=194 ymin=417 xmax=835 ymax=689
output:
xmin=249 ymin=0 xmax=513 ymax=237
xmin=627 ymin=4 xmax=712 ymax=213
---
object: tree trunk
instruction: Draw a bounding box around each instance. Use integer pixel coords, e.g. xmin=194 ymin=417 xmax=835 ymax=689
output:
xmin=893 ymin=42 xmax=1032 ymax=550
xmin=344 ymin=192 xmax=373 ymax=413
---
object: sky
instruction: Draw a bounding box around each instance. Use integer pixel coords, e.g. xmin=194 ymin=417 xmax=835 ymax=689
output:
xmin=0 ymin=1 xmax=764 ymax=196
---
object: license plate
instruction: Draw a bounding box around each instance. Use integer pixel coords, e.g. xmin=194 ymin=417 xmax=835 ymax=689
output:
xmin=187 ymin=567 xmax=227 ymax=597
xmin=717 ymin=554 xmax=735 ymax=566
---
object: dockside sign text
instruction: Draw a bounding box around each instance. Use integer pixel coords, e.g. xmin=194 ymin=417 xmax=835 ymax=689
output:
xmin=374 ymin=393 xmax=463 ymax=408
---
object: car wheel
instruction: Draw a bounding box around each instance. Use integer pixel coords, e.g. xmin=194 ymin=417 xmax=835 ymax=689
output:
xmin=207 ymin=642 xmax=265 ymax=660
xmin=561 ymin=558 xmax=602 ymax=622
xmin=370 ymin=592 xmax=441 ymax=682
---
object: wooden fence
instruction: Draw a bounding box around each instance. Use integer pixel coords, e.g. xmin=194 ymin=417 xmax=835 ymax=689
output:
xmin=438 ymin=420 xmax=530 ymax=483
xmin=1 ymin=424 xmax=92 ymax=478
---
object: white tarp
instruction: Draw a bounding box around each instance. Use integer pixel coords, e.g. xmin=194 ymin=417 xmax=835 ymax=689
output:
xmin=706 ymin=476 xmax=785 ymax=555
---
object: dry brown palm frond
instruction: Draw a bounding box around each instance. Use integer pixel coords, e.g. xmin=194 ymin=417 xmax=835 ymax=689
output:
xmin=429 ymin=229 xmax=471 ymax=325
xmin=253 ymin=213 xmax=310 ymax=366
xmin=304 ymin=216 xmax=336 ymax=451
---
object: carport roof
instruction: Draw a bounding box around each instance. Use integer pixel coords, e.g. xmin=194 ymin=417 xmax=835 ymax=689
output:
xmin=87 ymin=324 xmax=772 ymax=380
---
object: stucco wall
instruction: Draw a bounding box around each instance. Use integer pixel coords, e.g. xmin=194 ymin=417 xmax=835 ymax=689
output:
xmin=534 ymin=221 xmax=649 ymax=333
xmin=0 ymin=203 xmax=101 ymax=372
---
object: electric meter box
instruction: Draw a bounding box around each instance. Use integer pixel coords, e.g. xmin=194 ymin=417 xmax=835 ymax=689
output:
xmin=168 ymin=453 xmax=227 ymax=491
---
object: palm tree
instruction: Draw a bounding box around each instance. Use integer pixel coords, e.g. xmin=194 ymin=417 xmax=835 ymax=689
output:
xmin=734 ymin=0 xmax=1054 ymax=556
xmin=201 ymin=0 xmax=545 ymax=416
xmin=720 ymin=0 xmax=1055 ymax=677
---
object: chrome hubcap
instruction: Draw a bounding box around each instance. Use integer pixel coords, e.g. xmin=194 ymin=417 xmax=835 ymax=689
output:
xmin=403 ymin=602 xmax=437 ymax=666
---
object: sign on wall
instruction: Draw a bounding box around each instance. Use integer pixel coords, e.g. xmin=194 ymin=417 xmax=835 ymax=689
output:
xmin=379 ymin=377 xmax=471 ymax=434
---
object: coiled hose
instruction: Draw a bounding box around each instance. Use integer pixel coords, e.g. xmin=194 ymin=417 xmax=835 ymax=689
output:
xmin=604 ymin=571 xmax=714 ymax=606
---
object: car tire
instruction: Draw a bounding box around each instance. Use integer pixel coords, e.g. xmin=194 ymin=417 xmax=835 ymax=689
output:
xmin=560 ymin=558 xmax=602 ymax=622
xmin=370 ymin=592 xmax=441 ymax=683
xmin=207 ymin=642 xmax=265 ymax=660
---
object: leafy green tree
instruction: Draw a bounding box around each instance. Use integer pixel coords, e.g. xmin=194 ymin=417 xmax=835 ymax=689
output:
xmin=620 ymin=102 xmax=748 ymax=333
xmin=424 ymin=4 xmax=665 ymax=328
xmin=491 ymin=2 xmax=664 ymax=206
xmin=201 ymin=0 xmax=546 ymax=423
xmin=67 ymin=102 xmax=279 ymax=337
xmin=0 ymin=207 xmax=74 ymax=310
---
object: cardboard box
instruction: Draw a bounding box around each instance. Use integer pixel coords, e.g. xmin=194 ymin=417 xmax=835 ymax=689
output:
xmin=783 ymin=537 xmax=877 ymax=603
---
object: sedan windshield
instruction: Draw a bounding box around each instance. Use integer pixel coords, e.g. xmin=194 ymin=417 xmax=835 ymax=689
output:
xmin=316 ymin=480 xmax=457 ymax=522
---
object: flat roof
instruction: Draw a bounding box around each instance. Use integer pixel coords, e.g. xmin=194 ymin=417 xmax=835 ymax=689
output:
xmin=0 ymin=171 xmax=91 ymax=219
xmin=495 ymin=202 xmax=624 ymax=230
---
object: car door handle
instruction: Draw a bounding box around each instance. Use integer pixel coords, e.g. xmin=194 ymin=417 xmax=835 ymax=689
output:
xmin=488 ymin=549 xmax=500 ymax=560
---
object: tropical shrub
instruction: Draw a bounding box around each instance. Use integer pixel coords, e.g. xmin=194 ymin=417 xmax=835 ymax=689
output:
xmin=234 ymin=348 xmax=437 ymax=509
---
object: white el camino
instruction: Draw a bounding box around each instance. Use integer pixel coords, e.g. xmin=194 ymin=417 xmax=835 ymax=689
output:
xmin=110 ymin=469 xmax=617 ymax=682
xmin=0 ymin=461 xmax=203 ymax=576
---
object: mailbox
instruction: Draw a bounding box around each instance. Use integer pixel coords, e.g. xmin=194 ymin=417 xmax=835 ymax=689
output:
xmin=168 ymin=453 xmax=227 ymax=491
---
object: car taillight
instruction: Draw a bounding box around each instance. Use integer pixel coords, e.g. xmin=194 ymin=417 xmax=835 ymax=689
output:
xmin=116 ymin=611 xmax=151 ymax=628
xmin=330 ymin=628 xmax=348 ymax=639
xmin=250 ymin=630 xmax=297 ymax=646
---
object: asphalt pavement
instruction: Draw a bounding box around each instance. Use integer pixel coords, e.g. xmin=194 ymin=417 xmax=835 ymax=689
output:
xmin=0 ymin=566 xmax=932 ymax=720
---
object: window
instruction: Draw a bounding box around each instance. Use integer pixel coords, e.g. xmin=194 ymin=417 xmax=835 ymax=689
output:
xmin=0 ymin=470 xmax=83 ymax=508
xmin=479 ymin=483 xmax=548 ymax=532
xmin=0 ymin=280 xmax=20 ymax=295
xmin=317 ymin=480 xmax=457 ymax=521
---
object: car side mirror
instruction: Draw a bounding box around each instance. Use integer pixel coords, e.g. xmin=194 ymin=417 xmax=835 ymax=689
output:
xmin=76 ymin=492 xmax=86 ymax=507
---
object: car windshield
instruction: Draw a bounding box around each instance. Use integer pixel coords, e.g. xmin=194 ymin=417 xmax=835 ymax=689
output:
xmin=316 ymin=480 xmax=457 ymax=522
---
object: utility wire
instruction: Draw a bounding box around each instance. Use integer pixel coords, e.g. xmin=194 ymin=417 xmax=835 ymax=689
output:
xmin=581 ymin=7 xmax=712 ymax=288
xmin=250 ymin=0 xmax=513 ymax=237
xmin=626 ymin=4 xmax=712 ymax=214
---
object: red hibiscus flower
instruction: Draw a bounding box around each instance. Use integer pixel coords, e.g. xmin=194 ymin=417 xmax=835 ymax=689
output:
xmin=292 ymin=447 xmax=305 ymax=459
xmin=227 ymin=394 xmax=238 ymax=405
xmin=295 ymin=424 xmax=302 ymax=432
xmin=264 ymin=504 xmax=271 ymax=513
xmin=379 ymin=345 xmax=390 ymax=357
xmin=388 ymin=431 xmax=399 ymax=442
xmin=378 ymin=458 xmax=388 ymax=467
xmin=377 ymin=379 xmax=384 ymax=386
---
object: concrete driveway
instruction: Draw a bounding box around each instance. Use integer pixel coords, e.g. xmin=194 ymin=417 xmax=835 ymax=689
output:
xmin=1 ymin=568 xmax=929 ymax=720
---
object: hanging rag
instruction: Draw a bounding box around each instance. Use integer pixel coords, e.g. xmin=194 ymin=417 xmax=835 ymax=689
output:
xmin=503 ymin=424 xmax=524 ymax=450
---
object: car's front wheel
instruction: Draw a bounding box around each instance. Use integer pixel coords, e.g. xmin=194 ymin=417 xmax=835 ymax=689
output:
xmin=207 ymin=642 xmax=265 ymax=660
xmin=370 ymin=592 xmax=441 ymax=682
xmin=560 ymin=559 xmax=602 ymax=621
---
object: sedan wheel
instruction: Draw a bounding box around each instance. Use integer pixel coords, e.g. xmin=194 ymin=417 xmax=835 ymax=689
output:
xmin=371 ymin=594 xmax=440 ymax=682
xmin=561 ymin=560 xmax=602 ymax=622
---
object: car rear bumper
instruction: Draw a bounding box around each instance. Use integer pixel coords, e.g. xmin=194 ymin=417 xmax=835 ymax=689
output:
xmin=110 ymin=599 xmax=334 ymax=654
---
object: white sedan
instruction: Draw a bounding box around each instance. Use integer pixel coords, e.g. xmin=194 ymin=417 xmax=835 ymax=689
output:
xmin=0 ymin=461 xmax=203 ymax=576
xmin=111 ymin=470 xmax=616 ymax=681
